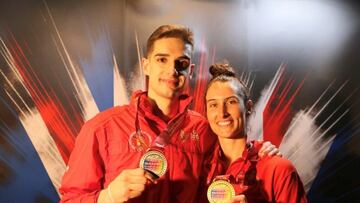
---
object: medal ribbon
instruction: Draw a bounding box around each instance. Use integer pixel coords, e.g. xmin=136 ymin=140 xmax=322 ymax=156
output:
xmin=135 ymin=94 xmax=187 ymax=179
xmin=135 ymin=95 xmax=187 ymax=150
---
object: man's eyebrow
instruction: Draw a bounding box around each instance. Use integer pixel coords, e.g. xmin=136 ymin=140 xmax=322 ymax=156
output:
xmin=154 ymin=53 xmax=169 ymax=57
xmin=177 ymin=55 xmax=190 ymax=60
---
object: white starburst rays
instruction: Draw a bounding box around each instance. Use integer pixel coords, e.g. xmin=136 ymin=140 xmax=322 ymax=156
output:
xmin=114 ymin=30 xmax=145 ymax=106
xmin=113 ymin=54 xmax=129 ymax=106
xmin=0 ymin=4 xmax=144 ymax=194
xmin=44 ymin=0 xmax=99 ymax=120
xmin=0 ymin=38 xmax=65 ymax=194
xmin=247 ymin=64 xmax=349 ymax=192
xmin=280 ymin=81 xmax=351 ymax=191
xmin=247 ymin=64 xmax=286 ymax=141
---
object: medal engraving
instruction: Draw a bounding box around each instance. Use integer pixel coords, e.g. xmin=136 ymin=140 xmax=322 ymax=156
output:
xmin=139 ymin=150 xmax=167 ymax=179
xmin=207 ymin=179 xmax=235 ymax=203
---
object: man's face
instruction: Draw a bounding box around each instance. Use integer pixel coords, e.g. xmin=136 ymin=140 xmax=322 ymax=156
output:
xmin=143 ymin=37 xmax=193 ymax=101
xmin=206 ymin=81 xmax=245 ymax=139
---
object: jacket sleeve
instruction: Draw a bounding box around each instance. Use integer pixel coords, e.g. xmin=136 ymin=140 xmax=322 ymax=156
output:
xmin=59 ymin=123 xmax=105 ymax=203
xmin=274 ymin=160 xmax=308 ymax=203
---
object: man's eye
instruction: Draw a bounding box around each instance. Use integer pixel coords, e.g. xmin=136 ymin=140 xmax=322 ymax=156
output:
xmin=157 ymin=57 xmax=167 ymax=63
xmin=208 ymin=103 xmax=217 ymax=108
xmin=175 ymin=59 xmax=190 ymax=71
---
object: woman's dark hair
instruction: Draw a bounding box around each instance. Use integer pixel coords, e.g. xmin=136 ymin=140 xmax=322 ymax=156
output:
xmin=206 ymin=62 xmax=250 ymax=103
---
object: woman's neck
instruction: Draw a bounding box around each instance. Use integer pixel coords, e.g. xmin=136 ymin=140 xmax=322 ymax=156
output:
xmin=219 ymin=137 xmax=247 ymax=166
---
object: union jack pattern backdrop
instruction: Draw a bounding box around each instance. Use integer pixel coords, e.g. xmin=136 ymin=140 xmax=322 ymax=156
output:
xmin=0 ymin=0 xmax=359 ymax=202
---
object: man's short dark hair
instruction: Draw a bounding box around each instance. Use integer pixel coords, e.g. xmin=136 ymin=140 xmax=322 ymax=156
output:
xmin=146 ymin=24 xmax=194 ymax=56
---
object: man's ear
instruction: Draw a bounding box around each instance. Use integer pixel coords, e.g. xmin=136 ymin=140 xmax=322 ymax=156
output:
xmin=188 ymin=63 xmax=195 ymax=79
xmin=142 ymin=57 xmax=150 ymax=76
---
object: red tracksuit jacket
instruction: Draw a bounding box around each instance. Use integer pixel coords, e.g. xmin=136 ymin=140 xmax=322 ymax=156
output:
xmin=204 ymin=141 xmax=308 ymax=203
xmin=59 ymin=91 xmax=216 ymax=203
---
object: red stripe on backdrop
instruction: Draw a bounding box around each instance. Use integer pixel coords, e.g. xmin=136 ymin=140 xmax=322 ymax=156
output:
xmin=263 ymin=68 xmax=306 ymax=147
xmin=192 ymin=38 xmax=209 ymax=116
xmin=7 ymin=32 xmax=83 ymax=163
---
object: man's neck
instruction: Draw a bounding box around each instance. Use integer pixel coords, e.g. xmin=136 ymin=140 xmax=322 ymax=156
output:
xmin=148 ymin=94 xmax=179 ymax=122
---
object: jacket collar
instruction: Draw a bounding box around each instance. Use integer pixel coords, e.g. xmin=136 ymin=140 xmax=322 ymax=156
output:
xmin=130 ymin=90 xmax=193 ymax=123
xmin=206 ymin=140 xmax=262 ymax=184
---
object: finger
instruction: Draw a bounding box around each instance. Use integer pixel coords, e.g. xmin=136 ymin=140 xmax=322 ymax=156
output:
xmin=258 ymin=141 xmax=271 ymax=154
xmin=127 ymin=168 xmax=146 ymax=176
xmin=115 ymin=169 xmax=147 ymax=186
xmin=261 ymin=141 xmax=272 ymax=149
xmin=128 ymin=182 xmax=146 ymax=192
xmin=144 ymin=171 xmax=158 ymax=184
xmin=145 ymin=170 xmax=159 ymax=179
xmin=263 ymin=147 xmax=275 ymax=155
xmin=259 ymin=145 xmax=274 ymax=157
xmin=120 ymin=168 xmax=147 ymax=181
xmin=268 ymin=148 xmax=279 ymax=156
xmin=127 ymin=175 xmax=148 ymax=185
xmin=230 ymin=194 xmax=247 ymax=203
xmin=128 ymin=190 xmax=144 ymax=199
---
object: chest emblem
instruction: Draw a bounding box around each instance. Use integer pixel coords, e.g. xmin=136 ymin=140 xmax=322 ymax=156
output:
xmin=129 ymin=131 xmax=152 ymax=152
xmin=190 ymin=129 xmax=199 ymax=141
xmin=180 ymin=129 xmax=200 ymax=142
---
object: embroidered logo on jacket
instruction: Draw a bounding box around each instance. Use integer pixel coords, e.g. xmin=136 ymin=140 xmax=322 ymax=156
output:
xmin=180 ymin=129 xmax=200 ymax=142
xmin=129 ymin=131 xmax=152 ymax=152
xmin=190 ymin=130 xmax=199 ymax=141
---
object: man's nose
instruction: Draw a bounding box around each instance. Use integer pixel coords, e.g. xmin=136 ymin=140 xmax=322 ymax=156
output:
xmin=167 ymin=61 xmax=178 ymax=76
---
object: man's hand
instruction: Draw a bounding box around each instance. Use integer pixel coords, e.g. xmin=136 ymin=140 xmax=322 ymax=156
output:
xmin=258 ymin=140 xmax=282 ymax=158
xmin=98 ymin=168 xmax=152 ymax=203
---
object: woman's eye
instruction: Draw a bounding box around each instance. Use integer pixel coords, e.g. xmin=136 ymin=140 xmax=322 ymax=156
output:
xmin=228 ymin=99 xmax=239 ymax=105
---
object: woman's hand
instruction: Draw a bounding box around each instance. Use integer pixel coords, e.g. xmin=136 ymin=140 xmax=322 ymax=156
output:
xmin=228 ymin=194 xmax=248 ymax=203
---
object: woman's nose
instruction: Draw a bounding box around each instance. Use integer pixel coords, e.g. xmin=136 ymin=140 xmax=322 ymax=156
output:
xmin=218 ymin=103 xmax=230 ymax=118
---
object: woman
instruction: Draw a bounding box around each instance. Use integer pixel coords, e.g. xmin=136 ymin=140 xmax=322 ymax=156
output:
xmin=204 ymin=63 xmax=308 ymax=203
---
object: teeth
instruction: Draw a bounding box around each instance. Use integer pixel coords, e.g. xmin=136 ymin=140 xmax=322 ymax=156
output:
xmin=217 ymin=121 xmax=231 ymax=126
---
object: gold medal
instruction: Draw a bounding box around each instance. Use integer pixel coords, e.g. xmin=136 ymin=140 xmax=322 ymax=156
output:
xmin=139 ymin=150 xmax=167 ymax=179
xmin=207 ymin=179 xmax=235 ymax=203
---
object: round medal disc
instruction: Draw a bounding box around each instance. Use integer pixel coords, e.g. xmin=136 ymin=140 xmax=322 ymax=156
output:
xmin=207 ymin=179 xmax=235 ymax=203
xmin=139 ymin=150 xmax=167 ymax=179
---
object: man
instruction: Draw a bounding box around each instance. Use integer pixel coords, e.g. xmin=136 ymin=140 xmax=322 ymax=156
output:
xmin=59 ymin=25 xmax=278 ymax=203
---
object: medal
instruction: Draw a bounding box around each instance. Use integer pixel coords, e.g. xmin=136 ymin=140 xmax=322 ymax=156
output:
xmin=207 ymin=179 xmax=235 ymax=203
xmin=134 ymin=95 xmax=187 ymax=180
xmin=139 ymin=150 xmax=167 ymax=179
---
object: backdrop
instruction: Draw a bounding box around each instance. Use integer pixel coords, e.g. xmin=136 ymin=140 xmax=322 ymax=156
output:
xmin=0 ymin=0 xmax=359 ymax=202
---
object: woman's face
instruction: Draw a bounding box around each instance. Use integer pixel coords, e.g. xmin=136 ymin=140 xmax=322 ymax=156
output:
xmin=206 ymin=80 xmax=246 ymax=139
